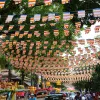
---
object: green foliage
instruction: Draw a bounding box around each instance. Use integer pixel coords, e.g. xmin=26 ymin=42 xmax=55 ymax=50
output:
xmin=73 ymin=80 xmax=92 ymax=91
xmin=0 ymin=1 xmax=76 ymax=58
xmin=0 ymin=89 xmax=15 ymax=94
xmin=0 ymin=55 xmax=7 ymax=69
xmin=73 ymin=64 xmax=100 ymax=92
xmin=91 ymin=63 xmax=100 ymax=92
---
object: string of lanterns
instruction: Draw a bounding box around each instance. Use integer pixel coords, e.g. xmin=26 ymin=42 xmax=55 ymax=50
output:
xmin=0 ymin=0 xmax=70 ymax=8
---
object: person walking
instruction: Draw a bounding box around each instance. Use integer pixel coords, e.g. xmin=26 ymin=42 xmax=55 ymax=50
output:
xmin=86 ymin=92 xmax=93 ymax=100
xmin=29 ymin=94 xmax=37 ymax=100
xmin=74 ymin=92 xmax=82 ymax=100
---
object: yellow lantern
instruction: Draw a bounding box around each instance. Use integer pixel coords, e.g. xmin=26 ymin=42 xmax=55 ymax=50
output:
xmin=56 ymin=81 xmax=61 ymax=85
xmin=46 ymin=81 xmax=50 ymax=86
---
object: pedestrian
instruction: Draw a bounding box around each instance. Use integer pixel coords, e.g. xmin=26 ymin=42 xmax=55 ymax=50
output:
xmin=74 ymin=92 xmax=82 ymax=100
xmin=81 ymin=94 xmax=87 ymax=100
xmin=86 ymin=92 xmax=93 ymax=100
xmin=29 ymin=94 xmax=37 ymax=100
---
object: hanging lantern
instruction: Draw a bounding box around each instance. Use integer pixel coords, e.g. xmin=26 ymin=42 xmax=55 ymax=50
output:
xmin=64 ymin=30 xmax=69 ymax=36
xmin=54 ymin=30 xmax=59 ymax=36
xmin=62 ymin=0 xmax=69 ymax=4
xmin=46 ymin=81 xmax=51 ymax=86
xmin=95 ymin=25 xmax=100 ymax=33
xmin=74 ymin=29 xmax=80 ymax=35
xmin=0 ymin=0 xmax=6 ymax=9
xmin=56 ymin=80 xmax=61 ymax=85
xmin=0 ymin=25 xmax=4 ymax=30
xmin=42 ymin=16 xmax=48 ymax=22
xmin=44 ymin=0 xmax=52 ymax=5
xmin=75 ymin=22 xmax=81 ymax=29
xmin=64 ymin=23 xmax=69 ymax=29
xmin=85 ymin=27 xmax=91 ymax=34
xmin=55 ymin=15 xmax=60 ymax=22
xmin=13 ymin=0 xmax=22 ymax=4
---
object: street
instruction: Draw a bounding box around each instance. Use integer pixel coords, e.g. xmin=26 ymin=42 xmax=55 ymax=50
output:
xmin=18 ymin=98 xmax=44 ymax=100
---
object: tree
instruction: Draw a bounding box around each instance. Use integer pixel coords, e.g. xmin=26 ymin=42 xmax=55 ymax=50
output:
xmin=0 ymin=55 xmax=7 ymax=69
xmin=73 ymin=80 xmax=92 ymax=92
xmin=91 ymin=63 xmax=100 ymax=92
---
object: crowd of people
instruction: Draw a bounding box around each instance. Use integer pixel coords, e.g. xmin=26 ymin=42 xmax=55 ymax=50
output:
xmin=27 ymin=91 xmax=100 ymax=100
xmin=74 ymin=92 xmax=100 ymax=100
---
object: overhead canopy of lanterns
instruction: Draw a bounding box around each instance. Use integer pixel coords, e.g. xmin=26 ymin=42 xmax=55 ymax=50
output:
xmin=0 ymin=0 xmax=70 ymax=8
xmin=0 ymin=0 xmax=100 ymax=84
